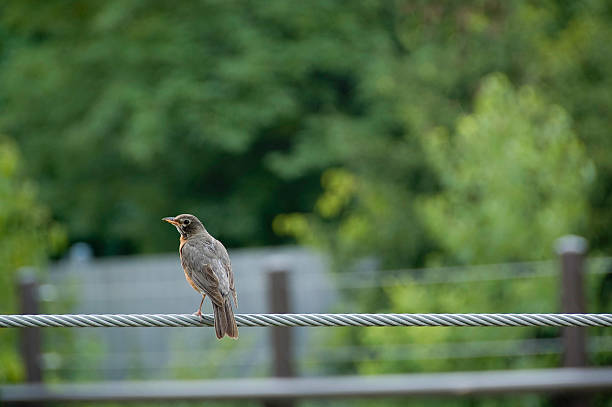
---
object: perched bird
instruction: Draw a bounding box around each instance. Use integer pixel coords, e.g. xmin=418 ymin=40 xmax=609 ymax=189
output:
xmin=163 ymin=214 xmax=238 ymax=339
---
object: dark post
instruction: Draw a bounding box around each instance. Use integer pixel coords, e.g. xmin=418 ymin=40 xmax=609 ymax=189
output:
xmin=18 ymin=269 xmax=43 ymax=383
xmin=266 ymin=269 xmax=294 ymax=407
xmin=555 ymin=235 xmax=588 ymax=407
xmin=556 ymin=235 xmax=588 ymax=366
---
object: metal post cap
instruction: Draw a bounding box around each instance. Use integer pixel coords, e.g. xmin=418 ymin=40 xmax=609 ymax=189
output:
xmin=555 ymin=235 xmax=587 ymax=255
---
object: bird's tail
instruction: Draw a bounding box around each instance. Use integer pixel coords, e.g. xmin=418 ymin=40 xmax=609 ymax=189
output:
xmin=213 ymin=299 xmax=238 ymax=339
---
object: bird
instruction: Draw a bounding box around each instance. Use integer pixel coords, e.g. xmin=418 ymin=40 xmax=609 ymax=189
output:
xmin=163 ymin=214 xmax=238 ymax=339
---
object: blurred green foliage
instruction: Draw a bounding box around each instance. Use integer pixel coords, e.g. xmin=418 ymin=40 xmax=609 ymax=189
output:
xmin=420 ymin=73 xmax=593 ymax=265
xmin=0 ymin=137 xmax=65 ymax=382
xmin=1 ymin=1 xmax=608 ymax=259
xmin=0 ymin=0 xmax=417 ymax=254
xmin=274 ymin=0 xmax=612 ymax=271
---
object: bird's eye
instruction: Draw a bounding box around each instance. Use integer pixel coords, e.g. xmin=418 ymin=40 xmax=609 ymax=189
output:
xmin=183 ymin=219 xmax=191 ymax=225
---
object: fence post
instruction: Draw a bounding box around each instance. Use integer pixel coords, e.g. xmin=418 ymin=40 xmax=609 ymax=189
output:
xmin=556 ymin=235 xmax=588 ymax=366
xmin=556 ymin=235 xmax=589 ymax=407
xmin=266 ymin=269 xmax=295 ymax=407
xmin=18 ymin=269 xmax=43 ymax=384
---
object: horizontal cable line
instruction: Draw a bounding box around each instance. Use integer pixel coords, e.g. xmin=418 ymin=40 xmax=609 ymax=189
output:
xmin=43 ymin=335 xmax=612 ymax=372
xmin=292 ymin=256 xmax=612 ymax=276
xmin=42 ymin=258 xmax=612 ymax=298
xmin=1 ymin=313 xmax=612 ymax=328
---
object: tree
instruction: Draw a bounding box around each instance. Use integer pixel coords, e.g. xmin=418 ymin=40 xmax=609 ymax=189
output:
xmin=1 ymin=1 xmax=611 ymax=259
xmin=0 ymin=137 xmax=65 ymax=382
xmin=275 ymin=1 xmax=612 ymax=271
xmin=0 ymin=1 xmax=406 ymax=254
xmin=420 ymin=73 xmax=593 ymax=265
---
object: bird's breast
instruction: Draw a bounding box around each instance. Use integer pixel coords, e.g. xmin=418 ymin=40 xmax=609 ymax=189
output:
xmin=178 ymin=238 xmax=202 ymax=294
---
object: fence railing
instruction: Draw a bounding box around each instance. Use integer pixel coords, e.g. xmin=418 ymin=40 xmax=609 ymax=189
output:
xmin=5 ymin=235 xmax=612 ymax=402
xmin=2 ymin=368 xmax=612 ymax=402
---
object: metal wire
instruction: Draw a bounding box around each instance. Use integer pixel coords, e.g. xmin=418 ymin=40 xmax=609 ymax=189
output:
xmin=1 ymin=313 xmax=611 ymax=328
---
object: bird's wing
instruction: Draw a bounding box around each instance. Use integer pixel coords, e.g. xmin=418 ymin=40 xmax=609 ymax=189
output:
xmin=180 ymin=239 xmax=225 ymax=306
xmin=216 ymin=240 xmax=238 ymax=308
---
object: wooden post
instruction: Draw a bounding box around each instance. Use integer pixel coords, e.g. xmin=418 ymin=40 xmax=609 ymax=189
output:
xmin=556 ymin=235 xmax=589 ymax=407
xmin=265 ymin=269 xmax=294 ymax=407
xmin=14 ymin=269 xmax=45 ymax=407
xmin=556 ymin=235 xmax=588 ymax=366
xmin=18 ymin=269 xmax=43 ymax=383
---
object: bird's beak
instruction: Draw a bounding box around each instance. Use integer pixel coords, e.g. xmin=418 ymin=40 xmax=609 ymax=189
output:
xmin=162 ymin=217 xmax=179 ymax=226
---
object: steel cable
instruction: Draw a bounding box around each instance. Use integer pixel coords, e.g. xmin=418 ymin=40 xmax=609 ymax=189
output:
xmin=1 ymin=313 xmax=611 ymax=328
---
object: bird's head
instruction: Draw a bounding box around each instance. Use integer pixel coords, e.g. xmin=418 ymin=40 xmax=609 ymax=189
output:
xmin=163 ymin=214 xmax=206 ymax=238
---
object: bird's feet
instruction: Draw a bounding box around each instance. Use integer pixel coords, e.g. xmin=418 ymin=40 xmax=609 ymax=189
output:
xmin=193 ymin=309 xmax=203 ymax=322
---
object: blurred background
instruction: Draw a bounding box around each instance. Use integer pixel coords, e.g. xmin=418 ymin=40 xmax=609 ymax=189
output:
xmin=1 ymin=0 xmax=611 ymax=406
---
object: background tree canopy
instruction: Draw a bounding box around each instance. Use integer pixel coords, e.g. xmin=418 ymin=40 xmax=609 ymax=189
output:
xmin=1 ymin=0 xmax=611 ymax=267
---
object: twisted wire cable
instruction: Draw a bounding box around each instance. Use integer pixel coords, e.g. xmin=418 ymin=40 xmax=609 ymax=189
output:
xmin=1 ymin=313 xmax=611 ymax=328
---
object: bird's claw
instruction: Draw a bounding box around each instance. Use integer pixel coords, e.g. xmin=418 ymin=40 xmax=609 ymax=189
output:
xmin=193 ymin=310 xmax=203 ymax=322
